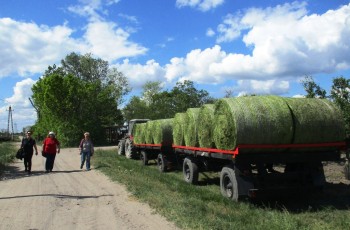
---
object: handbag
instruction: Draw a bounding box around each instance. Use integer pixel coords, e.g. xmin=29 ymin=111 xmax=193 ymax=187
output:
xmin=42 ymin=151 xmax=47 ymax=158
xmin=16 ymin=148 xmax=25 ymax=160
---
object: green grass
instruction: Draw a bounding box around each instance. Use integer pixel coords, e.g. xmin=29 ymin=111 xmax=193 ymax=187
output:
xmin=93 ymin=149 xmax=350 ymax=230
xmin=0 ymin=141 xmax=17 ymax=171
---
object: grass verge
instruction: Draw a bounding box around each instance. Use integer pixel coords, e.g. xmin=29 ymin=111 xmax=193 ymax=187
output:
xmin=93 ymin=149 xmax=350 ymax=230
xmin=0 ymin=142 xmax=17 ymax=172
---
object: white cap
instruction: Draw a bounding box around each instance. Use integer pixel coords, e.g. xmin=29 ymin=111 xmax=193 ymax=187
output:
xmin=49 ymin=131 xmax=55 ymax=135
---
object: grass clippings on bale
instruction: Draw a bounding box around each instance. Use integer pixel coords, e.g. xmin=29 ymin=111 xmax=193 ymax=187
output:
xmin=153 ymin=119 xmax=174 ymax=146
xmin=184 ymin=108 xmax=201 ymax=147
xmin=145 ymin=120 xmax=156 ymax=144
xmin=213 ymin=95 xmax=294 ymax=151
xmin=284 ymin=98 xmax=346 ymax=145
xmin=133 ymin=123 xmax=147 ymax=144
xmin=173 ymin=113 xmax=186 ymax=146
xmin=197 ymin=104 xmax=215 ymax=148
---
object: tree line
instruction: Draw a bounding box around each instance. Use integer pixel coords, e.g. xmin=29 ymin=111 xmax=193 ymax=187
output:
xmin=31 ymin=53 xmax=213 ymax=146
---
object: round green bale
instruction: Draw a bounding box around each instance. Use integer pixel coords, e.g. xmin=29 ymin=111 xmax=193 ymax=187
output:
xmin=213 ymin=95 xmax=294 ymax=151
xmin=133 ymin=123 xmax=147 ymax=144
xmin=197 ymin=104 xmax=215 ymax=148
xmin=153 ymin=119 xmax=174 ymax=145
xmin=144 ymin=120 xmax=156 ymax=144
xmin=173 ymin=113 xmax=186 ymax=146
xmin=284 ymin=98 xmax=345 ymax=144
xmin=184 ymin=108 xmax=201 ymax=147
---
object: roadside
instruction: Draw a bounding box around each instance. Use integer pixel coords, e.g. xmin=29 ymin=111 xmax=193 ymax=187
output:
xmin=0 ymin=146 xmax=179 ymax=230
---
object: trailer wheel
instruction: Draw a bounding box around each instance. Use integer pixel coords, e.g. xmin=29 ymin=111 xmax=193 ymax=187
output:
xmin=345 ymin=160 xmax=350 ymax=180
xmin=157 ymin=154 xmax=167 ymax=172
xmin=125 ymin=139 xmax=135 ymax=159
xmin=117 ymin=140 xmax=125 ymax=156
xmin=220 ymin=166 xmax=239 ymax=201
xmin=140 ymin=151 xmax=148 ymax=166
xmin=183 ymin=157 xmax=199 ymax=184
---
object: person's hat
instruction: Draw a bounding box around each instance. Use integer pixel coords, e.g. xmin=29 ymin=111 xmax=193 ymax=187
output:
xmin=49 ymin=131 xmax=55 ymax=135
xmin=84 ymin=132 xmax=90 ymax=135
xmin=26 ymin=131 xmax=32 ymax=134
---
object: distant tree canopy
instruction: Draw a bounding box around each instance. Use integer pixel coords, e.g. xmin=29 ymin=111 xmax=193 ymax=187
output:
xmin=123 ymin=80 xmax=216 ymax=121
xmin=301 ymin=75 xmax=350 ymax=138
xmin=31 ymin=52 xmax=130 ymax=146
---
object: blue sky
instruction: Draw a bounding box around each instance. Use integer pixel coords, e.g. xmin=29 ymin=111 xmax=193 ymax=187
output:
xmin=1 ymin=0 xmax=350 ymax=132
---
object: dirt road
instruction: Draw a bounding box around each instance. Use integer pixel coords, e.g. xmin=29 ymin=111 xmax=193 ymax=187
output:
xmin=0 ymin=146 xmax=179 ymax=230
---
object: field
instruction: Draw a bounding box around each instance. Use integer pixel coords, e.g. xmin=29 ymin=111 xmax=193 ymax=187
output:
xmin=93 ymin=149 xmax=350 ymax=230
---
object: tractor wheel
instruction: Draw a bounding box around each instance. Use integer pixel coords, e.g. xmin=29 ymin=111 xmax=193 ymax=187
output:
xmin=125 ymin=138 xmax=135 ymax=159
xmin=117 ymin=140 xmax=125 ymax=156
xmin=157 ymin=153 xmax=167 ymax=172
xmin=220 ymin=166 xmax=239 ymax=201
xmin=183 ymin=157 xmax=199 ymax=184
xmin=140 ymin=151 xmax=148 ymax=166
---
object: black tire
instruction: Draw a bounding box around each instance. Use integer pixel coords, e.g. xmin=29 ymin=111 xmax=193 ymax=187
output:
xmin=157 ymin=153 xmax=167 ymax=172
xmin=117 ymin=140 xmax=125 ymax=156
xmin=125 ymin=138 xmax=135 ymax=159
xmin=183 ymin=157 xmax=199 ymax=184
xmin=345 ymin=161 xmax=350 ymax=180
xmin=220 ymin=166 xmax=239 ymax=201
xmin=140 ymin=151 xmax=148 ymax=166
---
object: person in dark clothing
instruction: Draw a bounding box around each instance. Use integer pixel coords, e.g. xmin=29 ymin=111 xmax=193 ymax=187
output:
xmin=42 ymin=131 xmax=60 ymax=173
xmin=21 ymin=131 xmax=38 ymax=174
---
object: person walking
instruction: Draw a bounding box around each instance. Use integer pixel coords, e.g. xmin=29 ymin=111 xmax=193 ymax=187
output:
xmin=21 ymin=131 xmax=38 ymax=174
xmin=42 ymin=131 xmax=60 ymax=173
xmin=79 ymin=132 xmax=94 ymax=171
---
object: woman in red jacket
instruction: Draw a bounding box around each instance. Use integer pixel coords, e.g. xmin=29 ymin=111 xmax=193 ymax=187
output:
xmin=42 ymin=131 xmax=60 ymax=173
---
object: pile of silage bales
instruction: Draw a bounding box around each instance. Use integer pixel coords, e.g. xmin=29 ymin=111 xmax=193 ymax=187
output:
xmin=132 ymin=95 xmax=345 ymax=153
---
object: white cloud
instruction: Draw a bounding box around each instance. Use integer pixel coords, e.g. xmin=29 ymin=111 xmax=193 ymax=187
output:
xmin=235 ymin=79 xmax=290 ymax=96
xmin=83 ymin=21 xmax=147 ymax=62
xmin=113 ymin=59 xmax=166 ymax=89
xmin=206 ymin=28 xmax=215 ymax=37
xmin=0 ymin=78 xmax=37 ymax=131
xmin=176 ymin=0 xmax=225 ymax=12
xmin=0 ymin=18 xmax=79 ymax=78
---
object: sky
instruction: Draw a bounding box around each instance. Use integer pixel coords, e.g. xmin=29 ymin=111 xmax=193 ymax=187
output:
xmin=0 ymin=0 xmax=350 ymax=132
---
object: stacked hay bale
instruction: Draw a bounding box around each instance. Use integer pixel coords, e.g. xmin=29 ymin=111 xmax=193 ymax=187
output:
xmin=213 ymin=96 xmax=294 ymax=152
xmin=173 ymin=113 xmax=186 ymax=146
xmin=197 ymin=104 xmax=215 ymax=148
xmin=184 ymin=108 xmax=201 ymax=147
xmin=133 ymin=123 xmax=147 ymax=144
xmin=153 ymin=119 xmax=173 ymax=145
xmin=283 ymin=98 xmax=345 ymax=151
xmin=144 ymin=120 xmax=157 ymax=144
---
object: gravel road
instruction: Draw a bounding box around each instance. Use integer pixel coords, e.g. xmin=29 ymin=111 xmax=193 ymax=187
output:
xmin=0 ymin=146 xmax=179 ymax=230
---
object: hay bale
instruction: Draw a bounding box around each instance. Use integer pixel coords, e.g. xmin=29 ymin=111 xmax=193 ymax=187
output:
xmin=144 ymin=120 xmax=156 ymax=144
xmin=184 ymin=108 xmax=201 ymax=147
xmin=284 ymin=98 xmax=345 ymax=144
xmin=133 ymin=123 xmax=147 ymax=144
xmin=197 ymin=104 xmax=215 ymax=148
xmin=173 ymin=113 xmax=186 ymax=146
xmin=213 ymin=96 xmax=294 ymax=151
xmin=153 ymin=119 xmax=173 ymax=145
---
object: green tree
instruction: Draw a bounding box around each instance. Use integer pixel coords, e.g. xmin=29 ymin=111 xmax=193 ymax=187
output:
xmin=301 ymin=76 xmax=327 ymax=98
xmin=31 ymin=53 xmax=129 ymax=146
xmin=123 ymin=80 xmax=215 ymax=121
xmin=330 ymin=76 xmax=350 ymax=138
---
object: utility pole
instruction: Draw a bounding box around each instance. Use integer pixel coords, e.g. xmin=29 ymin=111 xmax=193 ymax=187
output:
xmin=7 ymin=106 xmax=14 ymax=140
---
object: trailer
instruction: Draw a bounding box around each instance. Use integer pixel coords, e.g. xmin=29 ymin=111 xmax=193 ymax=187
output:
xmin=118 ymin=97 xmax=350 ymax=201
xmin=132 ymin=141 xmax=348 ymax=201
